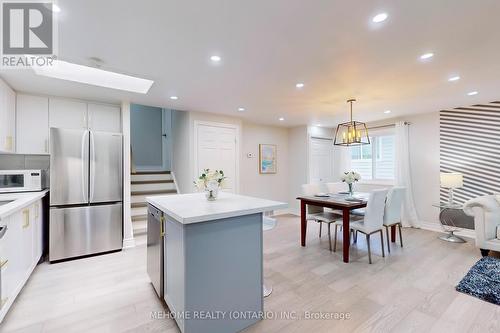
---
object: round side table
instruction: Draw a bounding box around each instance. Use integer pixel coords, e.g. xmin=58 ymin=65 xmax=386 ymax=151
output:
xmin=432 ymin=203 xmax=466 ymax=243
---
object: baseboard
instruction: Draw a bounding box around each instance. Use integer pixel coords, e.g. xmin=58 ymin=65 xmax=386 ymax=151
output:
xmin=272 ymin=208 xmax=299 ymax=216
xmin=267 ymin=212 xmax=477 ymax=240
xmin=122 ymin=237 xmax=136 ymax=249
xmin=419 ymin=220 xmax=476 ymax=240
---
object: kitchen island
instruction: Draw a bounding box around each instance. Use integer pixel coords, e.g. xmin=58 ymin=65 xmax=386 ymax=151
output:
xmin=146 ymin=192 xmax=287 ymax=333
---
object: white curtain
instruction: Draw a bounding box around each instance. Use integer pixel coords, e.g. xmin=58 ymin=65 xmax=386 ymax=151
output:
xmin=395 ymin=121 xmax=420 ymax=227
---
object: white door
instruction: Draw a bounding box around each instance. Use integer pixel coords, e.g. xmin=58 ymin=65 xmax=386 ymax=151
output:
xmin=309 ymin=137 xmax=334 ymax=184
xmin=88 ymin=103 xmax=121 ymax=132
xmin=130 ymin=104 xmax=163 ymax=171
xmin=195 ymin=123 xmax=238 ymax=193
xmin=16 ymin=94 xmax=49 ymax=154
xmin=49 ymin=98 xmax=87 ymax=129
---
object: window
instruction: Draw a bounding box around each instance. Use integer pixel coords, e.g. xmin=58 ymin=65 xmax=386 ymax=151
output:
xmin=350 ymin=134 xmax=395 ymax=180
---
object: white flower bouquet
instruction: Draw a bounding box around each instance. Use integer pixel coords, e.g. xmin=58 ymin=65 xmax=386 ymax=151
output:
xmin=341 ymin=171 xmax=361 ymax=196
xmin=194 ymin=169 xmax=226 ymax=201
xmin=341 ymin=171 xmax=361 ymax=185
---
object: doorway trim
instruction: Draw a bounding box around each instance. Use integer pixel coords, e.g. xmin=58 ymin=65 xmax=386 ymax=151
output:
xmin=308 ymin=136 xmax=334 ymax=184
xmin=193 ymin=120 xmax=240 ymax=193
xmin=161 ymin=109 xmax=172 ymax=171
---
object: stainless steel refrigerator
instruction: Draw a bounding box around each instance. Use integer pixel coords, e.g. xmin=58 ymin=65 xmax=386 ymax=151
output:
xmin=49 ymin=128 xmax=123 ymax=262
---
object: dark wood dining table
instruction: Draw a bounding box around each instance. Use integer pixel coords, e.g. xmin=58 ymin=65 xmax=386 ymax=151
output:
xmin=296 ymin=193 xmax=398 ymax=263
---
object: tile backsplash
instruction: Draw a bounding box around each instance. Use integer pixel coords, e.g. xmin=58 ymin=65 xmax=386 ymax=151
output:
xmin=0 ymin=153 xmax=50 ymax=170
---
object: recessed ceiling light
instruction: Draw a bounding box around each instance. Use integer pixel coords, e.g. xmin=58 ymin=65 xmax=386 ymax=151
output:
xmin=372 ymin=13 xmax=388 ymax=23
xmin=467 ymin=91 xmax=478 ymax=96
xmin=448 ymin=76 xmax=460 ymax=82
xmin=52 ymin=4 xmax=61 ymax=12
xmin=295 ymin=82 xmax=304 ymax=89
xmin=316 ymin=124 xmax=321 ymax=127
xmin=420 ymin=52 xmax=434 ymax=60
xmin=279 ymin=117 xmax=285 ymax=121
xmin=170 ymin=96 xmax=179 ymax=100
xmin=384 ymin=110 xmax=392 ymax=114
xmin=210 ymin=55 xmax=221 ymax=62
xmin=32 ymin=60 xmax=154 ymax=94
xmin=237 ymin=107 xmax=245 ymax=112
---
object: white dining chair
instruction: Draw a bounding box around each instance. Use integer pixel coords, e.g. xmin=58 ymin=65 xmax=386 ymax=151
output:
xmin=324 ymin=182 xmax=345 ymax=215
xmin=329 ymin=181 xmax=367 ymax=217
xmin=348 ymin=184 xmax=393 ymax=217
xmin=383 ymin=187 xmax=406 ymax=253
xmin=301 ymin=184 xmax=342 ymax=251
xmin=349 ymin=189 xmax=389 ymax=264
xmin=326 ymin=182 xmax=345 ymax=194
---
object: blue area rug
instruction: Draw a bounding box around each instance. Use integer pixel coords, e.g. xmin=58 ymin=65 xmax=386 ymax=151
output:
xmin=456 ymin=256 xmax=500 ymax=305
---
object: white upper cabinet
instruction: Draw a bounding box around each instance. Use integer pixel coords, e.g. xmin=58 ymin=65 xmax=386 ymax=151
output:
xmin=48 ymin=98 xmax=88 ymax=129
xmin=16 ymin=94 xmax=49 ymax=154
xmin=88 ymin=103 xmax=121 ymax=132
xmin=0 ymin=78 xmax=16 ymax=153
xmin=15 ymin=95 xmax=121 ymax=154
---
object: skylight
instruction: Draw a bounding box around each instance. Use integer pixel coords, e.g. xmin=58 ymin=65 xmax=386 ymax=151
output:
xmin=32 ymin=60 xmax=154 ymax=94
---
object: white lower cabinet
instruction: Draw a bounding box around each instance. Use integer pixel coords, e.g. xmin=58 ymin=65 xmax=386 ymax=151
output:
xmin=0 ymin=213 xmax=15 ymax=311
xmin=0 ymin=210 xmax=22 ymax=316
xmin=0 ymin=199 xmax=43 ymax=322
xmin=33 ymin=202 xmax=43 ymax=260
xmin=20 ymin=208 xmax=34 ymax=273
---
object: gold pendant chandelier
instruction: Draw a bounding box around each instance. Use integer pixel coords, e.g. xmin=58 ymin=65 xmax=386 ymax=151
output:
xmin=334 ymin=98 xmax=370 ymax=146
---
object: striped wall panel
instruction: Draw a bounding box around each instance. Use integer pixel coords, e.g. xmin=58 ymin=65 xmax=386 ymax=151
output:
xmin=440 ymin=102 xmax=500 ymax=205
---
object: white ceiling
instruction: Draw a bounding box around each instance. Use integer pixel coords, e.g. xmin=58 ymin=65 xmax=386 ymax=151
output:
xmin=2 ymin=0 xmax=500 ymax=127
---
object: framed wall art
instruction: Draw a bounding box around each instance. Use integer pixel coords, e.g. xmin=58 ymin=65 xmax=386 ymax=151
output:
xmin=259 ymin=144 xmax=277 ymax=174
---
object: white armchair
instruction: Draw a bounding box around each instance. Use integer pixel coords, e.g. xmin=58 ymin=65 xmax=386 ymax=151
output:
xmin=463 ymin=195 xmax=500 ymax=256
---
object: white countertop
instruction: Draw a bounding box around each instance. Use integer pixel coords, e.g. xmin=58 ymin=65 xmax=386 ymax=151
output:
xmin=0 ymin=190 xmax=49 ymax=221
xmin=146 ymin=192 xmax=287 ymax=224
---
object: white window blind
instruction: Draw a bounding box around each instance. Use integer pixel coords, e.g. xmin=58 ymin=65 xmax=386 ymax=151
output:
xmin=350 ymin=133 xmax=395 ymax=181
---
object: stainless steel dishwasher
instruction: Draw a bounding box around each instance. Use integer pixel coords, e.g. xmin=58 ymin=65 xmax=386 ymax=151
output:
xmin=147 ymin=204 xmax=165 ymax=298
xmin=0 ymin=225 xmax=7 ymax=308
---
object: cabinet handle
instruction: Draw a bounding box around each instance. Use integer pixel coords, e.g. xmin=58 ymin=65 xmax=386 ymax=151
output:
xmin=45 ymin=139 xmax=48 ymax=153
xmin=22 ymin=209 xmax=30 ymax=229
xmin=0 ymin=259 xmax=8 ymax=269
xmin=5 ymin=136 xmax=12 ymax=151
xmin=160 ymin=216 xmax=165 ymax=237
xmin=0 ymin=225 xmax=6 ymax=239
xmin=1 ymin=298 xmax=8 ymax=309
xmin=35 ymin=203 xmax=39 ymax=219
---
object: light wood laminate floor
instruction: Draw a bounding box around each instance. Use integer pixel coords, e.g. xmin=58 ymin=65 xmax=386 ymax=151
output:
xmin=1 ymin=215 xmax=498 ymax=333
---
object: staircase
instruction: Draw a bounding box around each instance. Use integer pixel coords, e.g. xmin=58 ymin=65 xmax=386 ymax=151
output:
xmin=131 ymin=171 xmax=177 ymax=235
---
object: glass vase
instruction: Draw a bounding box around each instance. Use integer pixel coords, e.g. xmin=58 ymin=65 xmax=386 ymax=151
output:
xmin=347 ymin=183 xmax=354 ymax=198
xmin=205 ymin=187 xmax=219 ymax=201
